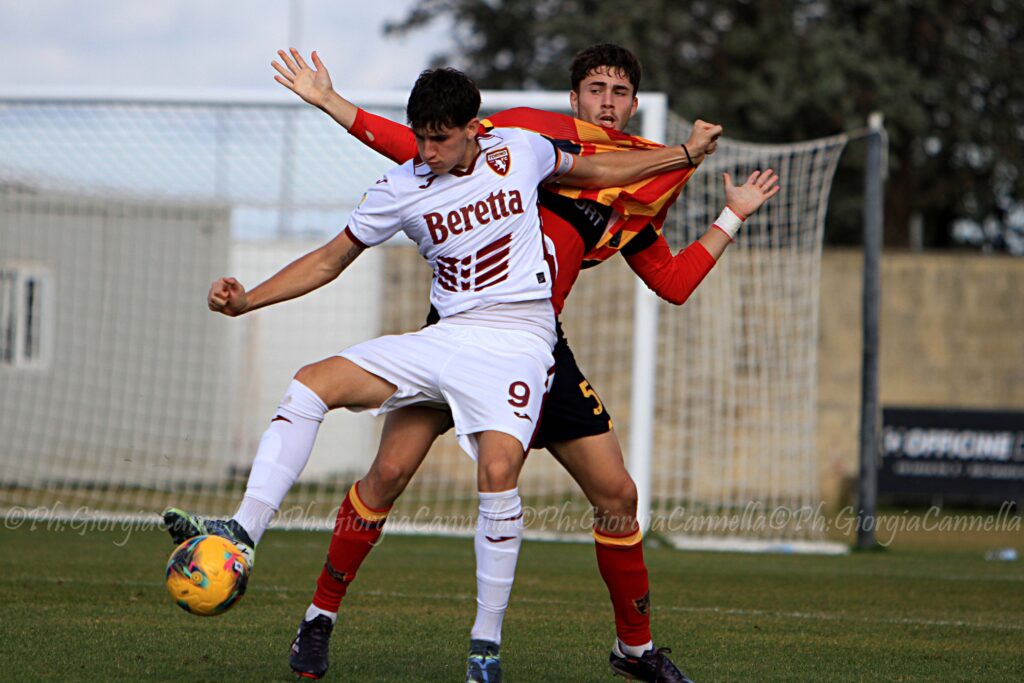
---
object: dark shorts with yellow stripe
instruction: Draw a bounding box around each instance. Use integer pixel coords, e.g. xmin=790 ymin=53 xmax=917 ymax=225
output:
xmin=531 ymin=322 xmax=613 ymax=450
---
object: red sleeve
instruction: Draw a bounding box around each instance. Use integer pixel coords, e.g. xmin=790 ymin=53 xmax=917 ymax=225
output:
xmin=623 ymin=234 xmax=717 ymax=305
xmin=348 ymin=108 xmax=418 ymax=164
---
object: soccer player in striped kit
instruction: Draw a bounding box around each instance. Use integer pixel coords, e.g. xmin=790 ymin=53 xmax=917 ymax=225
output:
xmin=264 ymin=44 xmax=779 ymax=682
xmin=163 ymin=63 xmax=723 ymax=680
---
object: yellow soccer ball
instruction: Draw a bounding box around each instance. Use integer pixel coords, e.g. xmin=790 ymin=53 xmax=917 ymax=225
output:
xmin=165 ymin=535 xmax=251 ymax=616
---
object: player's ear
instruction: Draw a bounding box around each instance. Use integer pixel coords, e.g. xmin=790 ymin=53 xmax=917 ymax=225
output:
xmin=569 ymin=89 xmax=579 ymax=117
xmin=464 ymin=118 xmax=480 ymax=138
xmin=630 ymin=96 xmax=639 ymax=119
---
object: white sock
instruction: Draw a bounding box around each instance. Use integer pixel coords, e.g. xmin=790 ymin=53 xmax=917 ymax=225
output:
xmin=232 ymin=496 xmax=275 ymax=545
xmin=470 ymin=488 xmax=523 ymax=645
xmin=305 ymin=602 xmax=338 ymax=624
xmin=615 ymin=639 xmax=655 ymax=658
xmin=232 ymin=380 xmax=328 ymax=543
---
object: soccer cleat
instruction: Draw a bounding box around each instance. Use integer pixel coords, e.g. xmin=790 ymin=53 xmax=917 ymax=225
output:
xmin=162 ymin=507 xmax=255 ymax=566
xmin=289 ymin=615 xmax=334 ymax=680
xmin=609 ymin=646 xmax=695 ymax=683
xmin=465 ymin=639 xmax=502 ymax=683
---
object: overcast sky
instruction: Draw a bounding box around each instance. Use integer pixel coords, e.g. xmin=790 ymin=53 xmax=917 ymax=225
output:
xmin=0 ymin=0 xmax=452 ymax=95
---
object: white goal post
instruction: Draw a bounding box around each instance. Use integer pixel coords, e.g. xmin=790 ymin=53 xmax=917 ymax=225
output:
xmin=0 ymin=87 xmax=848 ymax=553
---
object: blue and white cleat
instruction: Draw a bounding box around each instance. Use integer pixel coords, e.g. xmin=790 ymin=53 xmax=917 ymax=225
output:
xmin=465 ymin=639 xmax=502 ymax=682
xmin=162 ymin=507 xmax=255 ymax=567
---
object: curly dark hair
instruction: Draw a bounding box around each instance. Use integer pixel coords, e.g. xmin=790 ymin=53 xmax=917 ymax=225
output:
xmin=569 ymin=43 xmax=642 ymax=96
xmin=406 ymin=68 xmax=481 ymax=132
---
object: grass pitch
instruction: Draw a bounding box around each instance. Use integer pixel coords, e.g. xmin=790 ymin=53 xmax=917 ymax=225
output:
xmin=1 ymin=520 xmax=1022 ymax=681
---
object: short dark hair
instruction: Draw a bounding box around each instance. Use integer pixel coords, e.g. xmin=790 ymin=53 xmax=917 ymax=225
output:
xmin=569 ymin=43 xmax=642 ymax=96
xmin=406 ymin=68 xmax=481 ymax=132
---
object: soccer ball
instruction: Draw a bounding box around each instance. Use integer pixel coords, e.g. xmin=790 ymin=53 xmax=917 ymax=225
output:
xmin=165 ymin=535 xmax=251 ymax=616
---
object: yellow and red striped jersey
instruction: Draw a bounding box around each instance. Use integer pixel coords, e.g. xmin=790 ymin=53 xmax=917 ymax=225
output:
xmin=481 ymin=108 xmax=696 ymax=263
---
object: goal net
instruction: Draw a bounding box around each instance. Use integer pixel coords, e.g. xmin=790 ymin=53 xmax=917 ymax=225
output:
xmin=0 ymin=90 xmax=847 ymax=551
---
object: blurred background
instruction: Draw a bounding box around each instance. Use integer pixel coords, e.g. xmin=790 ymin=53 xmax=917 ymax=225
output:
xmin=387 ymin=0 xmax=1024 ymax=254
xmin=4 ymin=0 xmax=1022 ymax=252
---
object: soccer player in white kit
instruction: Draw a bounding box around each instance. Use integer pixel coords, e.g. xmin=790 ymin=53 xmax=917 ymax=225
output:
xmin=164 ymin=67 xmax=701 ymax=677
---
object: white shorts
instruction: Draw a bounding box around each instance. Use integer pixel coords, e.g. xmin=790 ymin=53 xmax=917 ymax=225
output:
xmin=338 ymin=320 xmax=555 ymax=460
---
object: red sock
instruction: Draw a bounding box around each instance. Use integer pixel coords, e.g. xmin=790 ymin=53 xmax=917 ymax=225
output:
xmin=312 ymin=481 xmax=391 ymax=612
xmin=594 ymin=525 xmax=651 ymax=647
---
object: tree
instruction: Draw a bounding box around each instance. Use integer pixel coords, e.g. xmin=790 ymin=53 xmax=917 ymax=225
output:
xmin=387 ymin=0 xmax=1024 ymax=251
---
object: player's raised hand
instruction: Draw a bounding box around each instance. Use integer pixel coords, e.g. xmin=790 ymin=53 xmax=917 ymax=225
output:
xmin=683 ymin=119 xmax=724 ymax=165
xmin=723 ymin=169 xmax=781 ymax=218
xmin=272 ymin=48 xmax=333 ymax=108
xmin=208 ymin=277 xmax=249 ymax=317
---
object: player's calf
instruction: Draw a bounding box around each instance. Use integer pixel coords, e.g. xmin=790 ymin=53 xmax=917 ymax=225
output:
xmin=468 ymin=487 xmax=522 ymax=666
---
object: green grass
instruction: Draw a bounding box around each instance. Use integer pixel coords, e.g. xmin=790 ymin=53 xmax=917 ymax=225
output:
xmin=1 ymin=523 xmax=1023 ymax=681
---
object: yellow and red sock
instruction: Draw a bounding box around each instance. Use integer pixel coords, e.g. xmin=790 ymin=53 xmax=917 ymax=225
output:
xmin=594 ymin=525 xmax=651 ymax=647
xmin=312 ymin=481 xmax=391 ymax=612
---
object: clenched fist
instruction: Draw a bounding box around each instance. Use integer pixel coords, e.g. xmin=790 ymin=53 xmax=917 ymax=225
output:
xmin=684 ymin=119 xmax=723 ymax=165
xmin=208 ymin=277 xmax=249 ymax=317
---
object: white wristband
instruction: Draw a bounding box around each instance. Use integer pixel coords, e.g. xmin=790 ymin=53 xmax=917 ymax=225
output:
xmin=712 ymin=206 xmax=745 ymax=240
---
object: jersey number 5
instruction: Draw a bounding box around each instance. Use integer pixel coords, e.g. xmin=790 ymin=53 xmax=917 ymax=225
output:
xmin=579 ymin=380 xmax=604 ymax=416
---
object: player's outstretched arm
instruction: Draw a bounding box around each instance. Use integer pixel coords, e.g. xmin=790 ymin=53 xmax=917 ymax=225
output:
xmin=207 ymin=231 xmax=364 ymax=317
xmin=723 ymin=169 xmax=780 ymax=218
xmin=623 ymin=169 xmax=781 ymax=304
xmin=695 ymin=168 xmax=781 ymax=255
xmin=559 ymin=119 xmax=724 ymax=189
xmin=622 ymin=233 xmax=717 ymax=306
xmin=273 ymin=47 xmax=357 ymax=128
xmin=272 ymin=48 xmax=418 ymax=164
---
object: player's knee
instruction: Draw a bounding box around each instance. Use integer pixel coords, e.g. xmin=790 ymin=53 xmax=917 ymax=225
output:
xmin=594 ymin=476 xmax=638 ymax=521
xmin=478 ymin=457 xmax=518 ymax=491
xmin=293 ymin=363 xmax=324 ymax=391
xmin=370 ymin=455 xmax=415 ymax=494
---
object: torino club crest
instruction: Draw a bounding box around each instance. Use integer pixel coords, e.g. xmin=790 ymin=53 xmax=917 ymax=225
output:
xmin=486 ymin=147 xmax=511 ymax=176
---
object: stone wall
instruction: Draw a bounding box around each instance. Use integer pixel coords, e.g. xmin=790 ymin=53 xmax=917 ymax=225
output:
xmin=817 ymin=250 xmax=1024 ymax=507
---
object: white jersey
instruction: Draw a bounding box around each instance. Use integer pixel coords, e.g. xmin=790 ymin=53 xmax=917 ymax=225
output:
xmin=345 ymin=128 xmax=574 ymax=318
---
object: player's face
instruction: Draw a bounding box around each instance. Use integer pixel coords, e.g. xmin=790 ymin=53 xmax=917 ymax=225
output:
xmin=570 ymin=67 xmax=639 ymax=131
xmin=414 ymin=120 xmax=481 ymax=175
